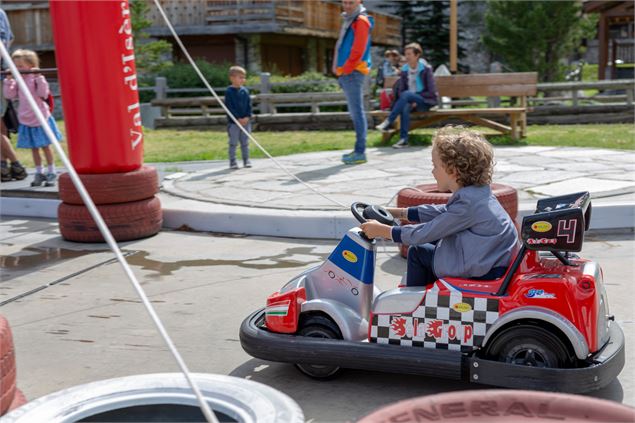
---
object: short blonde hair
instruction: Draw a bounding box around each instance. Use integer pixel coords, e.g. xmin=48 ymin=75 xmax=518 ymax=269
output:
xmin=433 ymin=125 xmax=494 ymax=187
xmin=229 ymin=65 xmax=246 ymax=77
xmin=12 ymin=49 xmax=39 ymax=68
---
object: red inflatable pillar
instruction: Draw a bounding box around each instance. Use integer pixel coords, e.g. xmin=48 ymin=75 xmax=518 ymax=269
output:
xmin=50 ymin=0 xmax=162 ymax=243
xmin=50 ymin=0 xmax=143 ymax=174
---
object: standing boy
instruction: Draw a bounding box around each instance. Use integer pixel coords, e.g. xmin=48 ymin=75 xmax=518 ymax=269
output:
xmin=225 ymin=66 xmax=251 ymax=169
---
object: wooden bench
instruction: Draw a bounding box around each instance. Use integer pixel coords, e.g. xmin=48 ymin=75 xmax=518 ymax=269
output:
xmin=376 ymin=72 xmax=538 ymax=141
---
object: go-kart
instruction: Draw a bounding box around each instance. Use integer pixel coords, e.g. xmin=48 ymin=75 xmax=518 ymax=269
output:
xmin=239 ymin=192 xmax=624 ymax=393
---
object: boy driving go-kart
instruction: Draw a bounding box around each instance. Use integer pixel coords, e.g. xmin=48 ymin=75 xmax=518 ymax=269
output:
xmin=361 ymin=126 xmax=518 ymax=287
xmin=240 ymin=126 xmax=624 ymax=392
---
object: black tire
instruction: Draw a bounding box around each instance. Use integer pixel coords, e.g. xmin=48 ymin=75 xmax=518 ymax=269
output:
xmin=295 ymin=315 xmax=342 ymax=379
xmin=484 ymin=325 xmax=574 ymax=368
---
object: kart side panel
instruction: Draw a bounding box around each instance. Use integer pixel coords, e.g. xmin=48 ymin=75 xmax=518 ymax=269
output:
xmin=240 ymin=309 xmax=463 ymax=381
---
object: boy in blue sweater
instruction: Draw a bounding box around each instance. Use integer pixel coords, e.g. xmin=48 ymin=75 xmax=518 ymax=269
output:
xmin=224 ymin=66 xmax=252 ymax=169
xmin=361 ymin=126 xmax=518 ymax=287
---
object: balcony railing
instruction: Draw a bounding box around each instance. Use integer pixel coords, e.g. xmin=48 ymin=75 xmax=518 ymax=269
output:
xmin=146 ymin=0 xmax=400 ymax=45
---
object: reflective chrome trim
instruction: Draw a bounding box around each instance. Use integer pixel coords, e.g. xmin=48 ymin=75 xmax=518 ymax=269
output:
xmin=301 ymin=299 xmax=368 ymax=341
xmin=483 ymin=306 xmax=589 ymax=359
xmin=372 ymin=287 xmax=425 ymax=314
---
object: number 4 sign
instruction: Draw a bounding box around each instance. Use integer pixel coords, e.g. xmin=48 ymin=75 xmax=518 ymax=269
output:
xmin=557 ymin=219 xmax=577 ymax=244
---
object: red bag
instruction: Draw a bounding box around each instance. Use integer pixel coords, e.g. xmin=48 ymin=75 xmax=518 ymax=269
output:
xmin=44 ymin=93 xmax=54 ymax=113
xmin=379 ymin=89 xmax=393 ymax=111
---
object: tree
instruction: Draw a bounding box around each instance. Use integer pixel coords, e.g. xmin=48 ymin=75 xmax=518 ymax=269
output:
xmin=130 ymin=0 xmax=173 ymax=76
xmin=483 ymin=1 xmax=597 ymax=82
xmin=372 ymin=1 xmax=464 ymax=69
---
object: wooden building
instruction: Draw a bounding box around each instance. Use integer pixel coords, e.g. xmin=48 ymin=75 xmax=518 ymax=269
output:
xmin=4 ymin=0 xmax=401 ymax=76
xmin=583 ymin=1 xmax=634 ymax=80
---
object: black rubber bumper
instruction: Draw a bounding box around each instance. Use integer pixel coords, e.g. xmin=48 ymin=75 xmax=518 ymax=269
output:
xmin=467 ymin=322 xmax=625 ymax=393
xmin=239 ymin=309 xmax=625 ymax=393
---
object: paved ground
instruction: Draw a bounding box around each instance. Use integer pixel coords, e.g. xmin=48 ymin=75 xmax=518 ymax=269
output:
xmin=1 ymin=217 xmax=633 ymax=421
xmin=161 ymin=145 xmax=635 ymax=210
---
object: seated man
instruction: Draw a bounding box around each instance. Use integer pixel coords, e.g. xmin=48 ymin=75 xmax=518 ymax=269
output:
xmin=375 ymin=42 xmax=438 ymax=149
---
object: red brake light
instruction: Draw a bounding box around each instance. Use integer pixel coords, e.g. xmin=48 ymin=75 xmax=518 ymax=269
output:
xmin=578 ymin=275 xmax=595 ymax=292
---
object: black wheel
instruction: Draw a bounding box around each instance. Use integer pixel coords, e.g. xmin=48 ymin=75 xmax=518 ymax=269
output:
xmin=484 ymin=325 xmax=574 ymax=368
xmin=295 ymin=315 xmax=342 ymax=379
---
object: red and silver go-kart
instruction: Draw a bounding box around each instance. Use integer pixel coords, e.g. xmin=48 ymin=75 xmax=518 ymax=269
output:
xmin=240 ymin=191 xmax=624 ymax=392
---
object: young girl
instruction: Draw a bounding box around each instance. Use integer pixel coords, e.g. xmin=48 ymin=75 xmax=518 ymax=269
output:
xmin=3 ymin=49 xmax=62 ymax=187
xmin=361 ymin=126 xmax=518 ymax=286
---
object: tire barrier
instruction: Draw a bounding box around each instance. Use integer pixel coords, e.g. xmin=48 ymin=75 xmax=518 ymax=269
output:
xmin=358 ymin=389 xmax=635 ymax=422
xmin=0 ymin=315 xmax=25 ymax=417
xmin=58 ymin=196 xmax=162 ymax=243
xmin=58 ymin=166 xmax=158 ymax=205
xmin=1 ymin=373 xmax=304 ymax=422
xmin=396 ymin=183 xmax=518 ymax=258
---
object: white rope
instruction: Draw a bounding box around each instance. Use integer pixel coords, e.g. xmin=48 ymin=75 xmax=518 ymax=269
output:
xmin=151 ymin=0 xmax=347 ymax=208
xmin=0 ymin=42 xmax=218 ymax=423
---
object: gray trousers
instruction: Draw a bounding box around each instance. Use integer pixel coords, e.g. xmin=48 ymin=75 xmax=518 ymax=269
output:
xmin=227 ymin=122 xmax=250 ymax=164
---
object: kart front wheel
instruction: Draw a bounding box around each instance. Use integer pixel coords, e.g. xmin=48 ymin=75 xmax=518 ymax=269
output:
xmin=484 ymin=325 xmax=574 ymax=368
xmin=295 ymin=315 xmax=342 ymax=379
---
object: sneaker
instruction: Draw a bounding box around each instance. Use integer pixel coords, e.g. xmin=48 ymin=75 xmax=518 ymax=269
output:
xmin=30 ymin=173 xmax=46 ymax=187
xmin=342 ymin=152 xmax=367 ymax=165
xmin=341 ymin=151 xmax=354 ymax=160
xmin=0 ymin=163 xmax=10 ymax=182
xmin=44 ymin=172 xmax=57 ymax=187
xmin=392 ymin=138 xmax=409 ymax=149
xmin=229 ymin=162 xmax=239 ymax=170
xmin=375 ymin=119 xmax=392 ymax=132
xmin=243 ymin=160 xmax=252 ymax=168
xmin=10 ymin=162 xmax=27 ymax=180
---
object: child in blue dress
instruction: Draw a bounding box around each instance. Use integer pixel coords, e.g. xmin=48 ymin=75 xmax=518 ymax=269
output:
xmin=3 ymin=49 xmax=62 ymax=186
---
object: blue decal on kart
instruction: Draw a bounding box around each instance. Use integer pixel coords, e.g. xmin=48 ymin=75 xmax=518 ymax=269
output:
xmin=327 ymin=234 xmax=374 ymax=284
xmin=525 ymin=289 xmax=556 ymax=299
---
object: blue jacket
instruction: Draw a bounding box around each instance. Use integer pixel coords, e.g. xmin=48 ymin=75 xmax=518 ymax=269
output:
xmin=391 ymin=185 xmax=518 ymax=279
xmin=224 ymin=86 xmax=252 ymax=123
xmin=395 ymin=59 xmax=438 ymax=106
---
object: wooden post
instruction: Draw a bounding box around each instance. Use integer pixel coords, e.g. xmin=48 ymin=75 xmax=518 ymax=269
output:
xmin=260 ymin=72 xmax=271 ymax=114
xmin=154 ymin=77 xmax=167 ymax=100
xmin=598 ymin=16 xmax=608 ymax=80
xmin=450 ymin=0 xmax=458 ymax=73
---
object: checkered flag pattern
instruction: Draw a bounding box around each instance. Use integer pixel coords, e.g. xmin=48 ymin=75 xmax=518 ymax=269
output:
xmin=370 ymin=283 xmax=499 ymax=352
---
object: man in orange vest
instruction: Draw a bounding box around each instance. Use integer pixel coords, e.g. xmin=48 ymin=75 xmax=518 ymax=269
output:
xmin=333 ymin=0 xmax=374 ymax=165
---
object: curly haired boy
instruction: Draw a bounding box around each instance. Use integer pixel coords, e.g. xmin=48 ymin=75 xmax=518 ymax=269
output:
xmin=361 ymin=126 xmax=518 ymax=286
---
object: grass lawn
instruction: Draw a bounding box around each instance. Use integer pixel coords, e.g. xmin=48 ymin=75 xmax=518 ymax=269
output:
xmin=8 ymin=123 xmax=634 ymax=167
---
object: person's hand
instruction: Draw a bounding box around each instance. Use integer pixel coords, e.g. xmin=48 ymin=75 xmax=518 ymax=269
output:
xmin=239 ymin=117 xmax=249 ymax=126
xmin=411 ymin=102 xmax=417 ymax=110
xmin=360 ymin=220 xmax=392 ymax=240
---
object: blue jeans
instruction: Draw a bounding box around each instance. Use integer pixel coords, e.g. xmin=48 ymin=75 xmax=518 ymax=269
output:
xmin=406 ymin=243 xmax=508 ymax=287
xmin=388 ymin=92 xmax=432 ymax=140
xmin=227 ymin=122 xmax=250 ymax=164
xmin=339 ymin=71 xmax=367 ymax=154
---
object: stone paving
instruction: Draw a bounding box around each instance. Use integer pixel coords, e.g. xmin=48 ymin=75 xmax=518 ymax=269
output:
xmin=160 ymin=146 xmax=635 ymax=210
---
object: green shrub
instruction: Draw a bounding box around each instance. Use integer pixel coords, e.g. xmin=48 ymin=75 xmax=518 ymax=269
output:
xmin=159 ymin=60 xmax=232 ymax=96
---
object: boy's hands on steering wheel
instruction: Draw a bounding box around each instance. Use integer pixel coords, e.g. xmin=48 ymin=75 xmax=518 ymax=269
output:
xmin=360 ymin=220 xmax=392 ymax=240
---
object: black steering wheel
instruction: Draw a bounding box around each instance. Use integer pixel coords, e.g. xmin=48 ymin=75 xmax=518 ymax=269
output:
xmin=351 ymin=202 xmax=396 ymax=226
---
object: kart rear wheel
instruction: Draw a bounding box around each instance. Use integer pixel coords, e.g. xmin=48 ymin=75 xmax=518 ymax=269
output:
xmin=295 ymin=315 xmax=342 ymax=379
xmin=485 ymin=325 xmax=574 ymax=368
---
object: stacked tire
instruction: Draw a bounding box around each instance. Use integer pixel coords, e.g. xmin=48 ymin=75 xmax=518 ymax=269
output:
xmin=396 ymin=183 xmax=518 ymax=258
xmin=57 ymin=166 xmax=162 ymax=243
xmin=1 ymin=315 xmax=27 ymax=416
